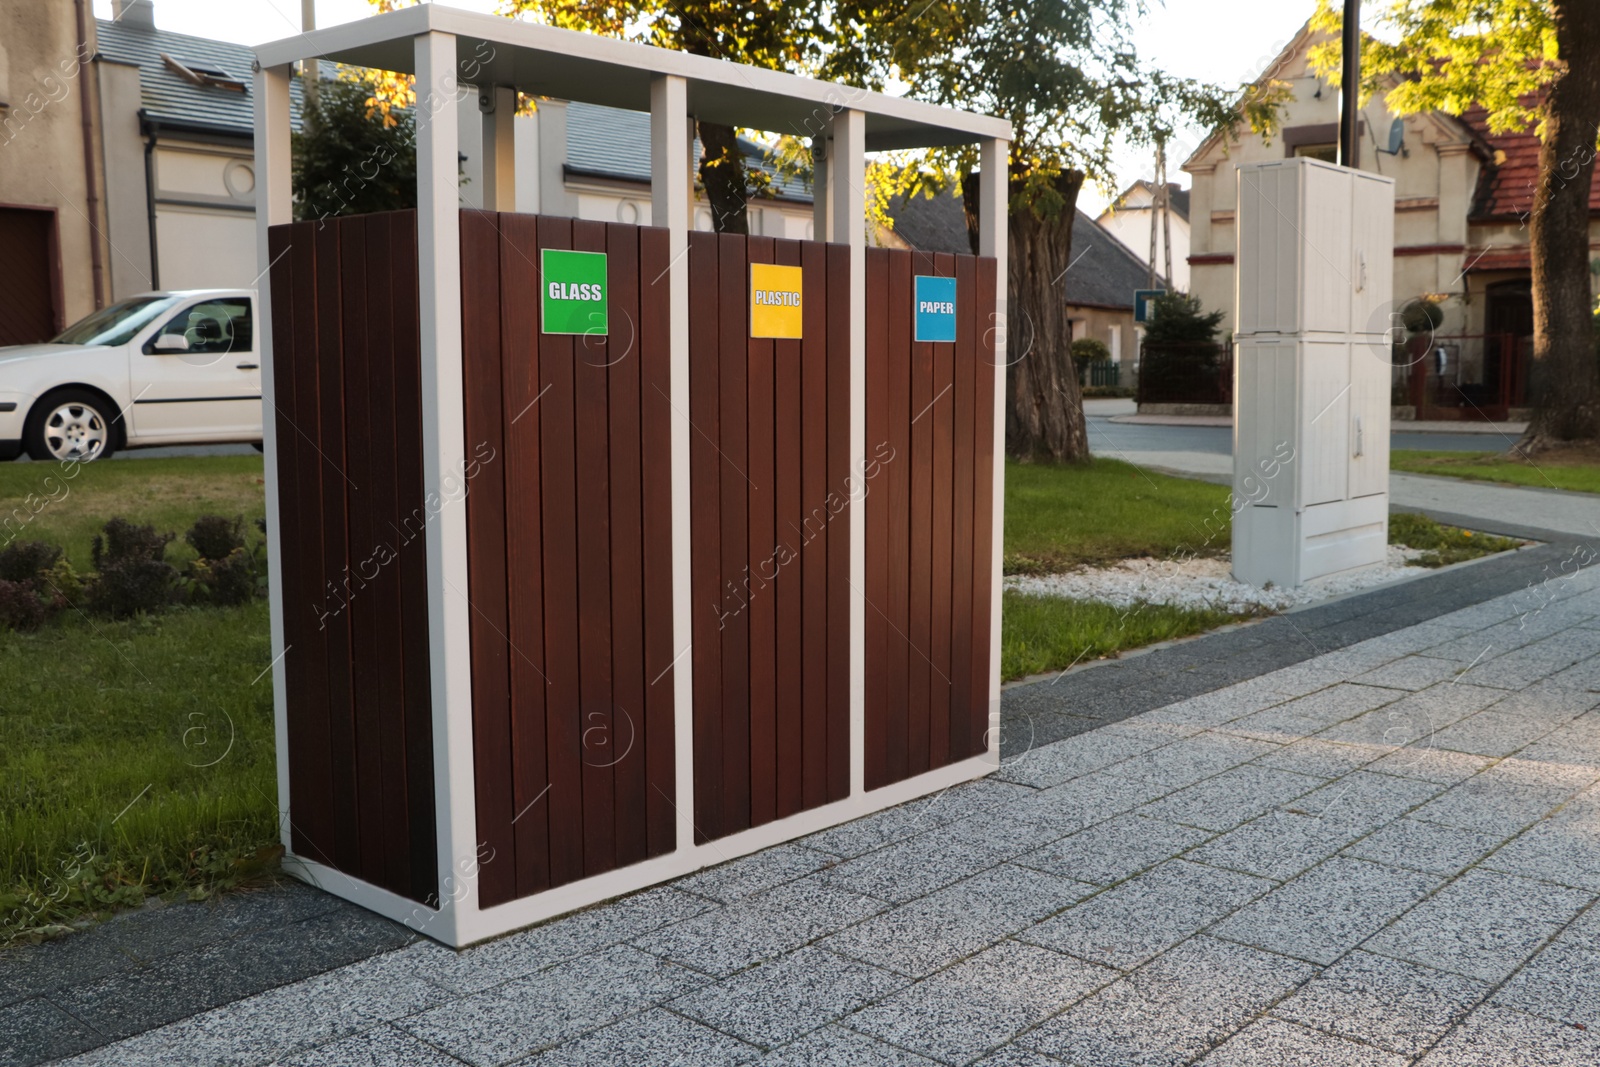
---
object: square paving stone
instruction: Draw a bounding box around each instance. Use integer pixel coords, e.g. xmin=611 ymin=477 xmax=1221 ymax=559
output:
xmin=521 ymin=1007 xmax=760 ymax=1066
xmin=676 ymin=845 xmax=837 ymax=904
xmin=814 ymin=827 xmax=1011 ymax=903
xmin=1101 ymin=732 xmax=1282 ymax=792
xmin=1188 ymin=810 xmax=1370 ymax=882
xmin=940 ymin=810 xmax=1074 ymax=857
xmin=1224 ymin=685 xmax=1401 ymax=743
xmin=1018 ymin=859 xmax=1271 ymax=970
xmin=1253 ymin=738 xmax=1386 ymax=779
xmin=1411 ymin=776 xmax=1579 ymax=837
xmin=1319 ymin=684 xmax=1504 ymax=748
xmin=992 ymin=728 xmax=1174 ymax=789
xmin=1365 ymin=745 xmax=1496 ymax=786
xmin=1426 ymin=707 xmax=1567 ymax=758
xmin=275 ymin=1024 xmax=472 ymax=1066
xmin=1415 ymin=1005 xmax=1600 ymax=1066
xmin=398 ymin=944 xmax=707 ymax=1066
xmin=671 ymin=947 xmax=906 ymax=1049
xmin=1202 ymin=1018 xmax=1406 ymax=1066
xmin=0 ymin=996 xmax=105 ymax=1066
xmin=1013 ymin=814 xmax=1212 ymax=886
xmin=1491 ymin=940 xmax=1600 ymax=1028
xmin=1002 ymin=771 xmax=1170 ymax=836
xmin=1284 ymin=770 xmax=1446 ymax=832
xmin=1211 ymin=856 xmax=1439 ymax=965
xmin=1356 ymin=656 xmax=1477 ymax=692
xmin=1480 ymin=810 xmax=1600 ymax=891
xmin=920 ymin=778 xmax=1043 ymax=824
xmin=1345 ymin=818 xmax=1506 ymax=877
xmin=1364 ymin=869 xmax=1592 ymax=984
xmin=420 ymin=887 xmax=713 ymax=995
xmin=842 ymin=940 xmax=1117 ymax=1065
xmin=754 ymin=1025 xmax=940 ymax=1065
xmin=631 ymin=878 xmax=884 ymax=978
xmin=1018 ymin=935 xmax=1316 ymax=1067
xmin=821 ymin=864 xmax=1092 ymax=979
xmin=1273 ymin=949 xmax=1490 ymax=1058
xmin=1138 ymin=765 xmax=1325 ymax=833
xmin=1140 ymin=680 xmax=1298 ymax=728
xmin=799 ymin=800 xmax=957 ymax=858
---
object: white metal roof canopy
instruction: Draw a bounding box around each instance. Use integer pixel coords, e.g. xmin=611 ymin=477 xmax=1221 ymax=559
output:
xmin=250 ymin=3 xmax=1011 ymax=947
xmin=253 ymin=3 xmax=1010 ymax=150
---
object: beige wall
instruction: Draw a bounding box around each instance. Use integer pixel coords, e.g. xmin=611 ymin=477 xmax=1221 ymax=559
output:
xmin=0 ymin=0 xmax=108 ymax=326
xmin=1068 ymin=305 xmax=1135 ymax=363
xmin=1097 ymin=189 xmax=1190 ymax=292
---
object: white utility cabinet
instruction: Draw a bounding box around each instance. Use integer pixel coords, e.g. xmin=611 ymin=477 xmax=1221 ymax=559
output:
xmin=1231 ymin=158 xmax=1395 ymax=588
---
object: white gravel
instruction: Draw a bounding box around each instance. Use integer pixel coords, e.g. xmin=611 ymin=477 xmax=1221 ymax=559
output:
xmin=1004 ymin=546 xmax=1431 ymax=614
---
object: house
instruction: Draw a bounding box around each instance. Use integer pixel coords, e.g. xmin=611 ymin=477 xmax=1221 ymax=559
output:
xmin=1096 ymin=179 xmax=1191 ymax=292
xmin=0 ymin=0 xmax=111 ymax=344
xmin=888 ymin=189 xmax=1161 ymax=370
xmin=1182 ymin=21 xmax=1585 ymax=417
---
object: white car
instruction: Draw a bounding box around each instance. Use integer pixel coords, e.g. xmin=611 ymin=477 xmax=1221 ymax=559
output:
xmin=0 ymin=289 xmax=263 ymax=462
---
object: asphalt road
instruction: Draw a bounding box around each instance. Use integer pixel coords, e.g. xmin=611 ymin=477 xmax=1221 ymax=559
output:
xmin=1086 ymin=416 xmax=1515 ymax=457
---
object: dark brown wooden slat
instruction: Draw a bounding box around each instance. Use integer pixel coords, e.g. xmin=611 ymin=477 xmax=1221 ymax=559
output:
xmin=969 ymin=256 xmax=999 ymax=758
xmin=337 ymin=215 xmax=388 ymax=884
xmin=772 ymin=238 xmax=804 ymax=821
xmin=538 ymin=215 xmax=586 ymax=885
xmin=499 ymin=212 xmax=551 ymax=897
xmin=798 ymin=239 xmax=830 ymax=811
xmin=267 ymin=223 xmax=323 ymax=865
xmin=572 ymin=218 xmax=617 ymax=877
xmin=606 ymin=221 xmax=648 ymax=867
xmin=883 ymin=248 xmax=912 ymax=787
xmin=717 ymin=232 xmax=751 ymax=836
xmin=460 ymin=210 xmax=516 ymax=907
xmin=361 ymin=213 xmax=413 ymax=894
xmin=929 ymin=251 xmax=957 ymax=770
xmin=688 ymin=230 xmax=723 ymax=843
xmin=745 ymin=235 xmax=777 ymax=829
xmin=862 ymin=247 xmax=890 ymax=791
xmin=948 ymin=253 xmax=977 ymax=770
xmin=389 ymin=213 xmax=437 ymax=905
xmin=638 ymin=226 xmax=676 ymax=856
xmin=824 ymin=241 xmax=851 ymax=802
xmin=906 ymin=249 xmax=934 ymax=777
xmin=312 ymin=222 xmax=361 ymax=873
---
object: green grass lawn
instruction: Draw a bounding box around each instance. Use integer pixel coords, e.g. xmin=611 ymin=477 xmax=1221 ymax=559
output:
xmin=1391 ymin=448 xmax=1600 ymax=494
xmin=1005 ymin=458 xmax=1236 ymax=573
xmin=1001 ymin=592 xmax=1253 ymax=681
xmin=0 ymin=455 xmax=267 ymax=567
xmin=0 ymin=455 xmax=277 ymax=943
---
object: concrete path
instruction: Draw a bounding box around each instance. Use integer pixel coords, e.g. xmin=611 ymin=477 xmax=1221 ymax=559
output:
xmin=44 ymin=562 xmax=1600 ymax=1065
xmin=1106 ymin=449 xmax=1599 ymax=542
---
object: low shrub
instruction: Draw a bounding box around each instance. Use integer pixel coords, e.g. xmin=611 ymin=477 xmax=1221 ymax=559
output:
xmin=0 ymin=541 xmax=62 ymax=583
xmin=190 ymin=547 xmax=259 ymax=607
xmin=185 ymin=515 xmax=247 ymax=563
xmin=92 ymin=518 xmax=173 ymax=570
xmin=88 ymin=519 xmax=177 ymax=618
xmin=0 ymin=580 xmax=52 ymax=631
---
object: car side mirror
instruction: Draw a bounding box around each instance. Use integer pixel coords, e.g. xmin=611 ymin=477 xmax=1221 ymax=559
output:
xmin=152 ymin=334 xmax=190 ymax=353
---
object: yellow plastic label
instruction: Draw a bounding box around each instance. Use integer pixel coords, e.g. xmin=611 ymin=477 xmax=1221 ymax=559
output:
xmin=749 ymin=263 xmax=804 ymax=339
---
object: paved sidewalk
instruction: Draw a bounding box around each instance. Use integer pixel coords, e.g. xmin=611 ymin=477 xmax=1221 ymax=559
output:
xmin=1109 ymin=414 xmax=1531 ymax=436
xmin=40 ymin=562 xmax=1600 ymax=1065
xmin=1108 ymin=449 xmax=1600 ymax=542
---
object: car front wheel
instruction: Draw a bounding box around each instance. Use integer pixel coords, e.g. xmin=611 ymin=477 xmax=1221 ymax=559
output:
xmin=25 ymin=390 xmax=118 ymax=463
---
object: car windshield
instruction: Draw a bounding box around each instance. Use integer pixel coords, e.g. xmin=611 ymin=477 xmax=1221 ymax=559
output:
xmin=51 ymin=296 xmax=184 ymax=347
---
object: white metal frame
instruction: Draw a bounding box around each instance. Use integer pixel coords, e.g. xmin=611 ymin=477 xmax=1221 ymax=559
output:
xmin=253 ymin=4 xmax=1011 ymax=948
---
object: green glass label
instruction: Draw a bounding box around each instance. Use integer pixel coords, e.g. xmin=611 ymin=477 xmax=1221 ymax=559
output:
xmin=540 ymin=248 xmax=609 ymax=336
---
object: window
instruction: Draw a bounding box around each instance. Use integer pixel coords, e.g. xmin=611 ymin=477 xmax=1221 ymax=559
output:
xmin=1294 ymin=143 xmax=1338 ymax=163
xmin=53 ymin=296 xmax=183 ymax=347
xmin=146 ymin=299 xmax=253 ymax=355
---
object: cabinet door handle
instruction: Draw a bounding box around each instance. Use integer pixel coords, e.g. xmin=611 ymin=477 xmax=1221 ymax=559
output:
xmin=236 ymin=362 xmax=260 ymax=370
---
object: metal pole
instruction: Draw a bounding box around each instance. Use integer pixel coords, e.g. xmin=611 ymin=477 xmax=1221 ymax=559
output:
xmin=301 ymin=0 xmax=318 ymax=107
xmin=1339 ymin=0 xmax=1360 ymax=168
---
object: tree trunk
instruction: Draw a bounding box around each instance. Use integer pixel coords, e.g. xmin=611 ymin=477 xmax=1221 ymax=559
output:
xmin=697 ymin=120 xmax=749 ymax=235
xmin=1520 ymin=0 xmax=1600 ymax=449
xmin=964 ymin=168 xmax=1091 ymax=463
